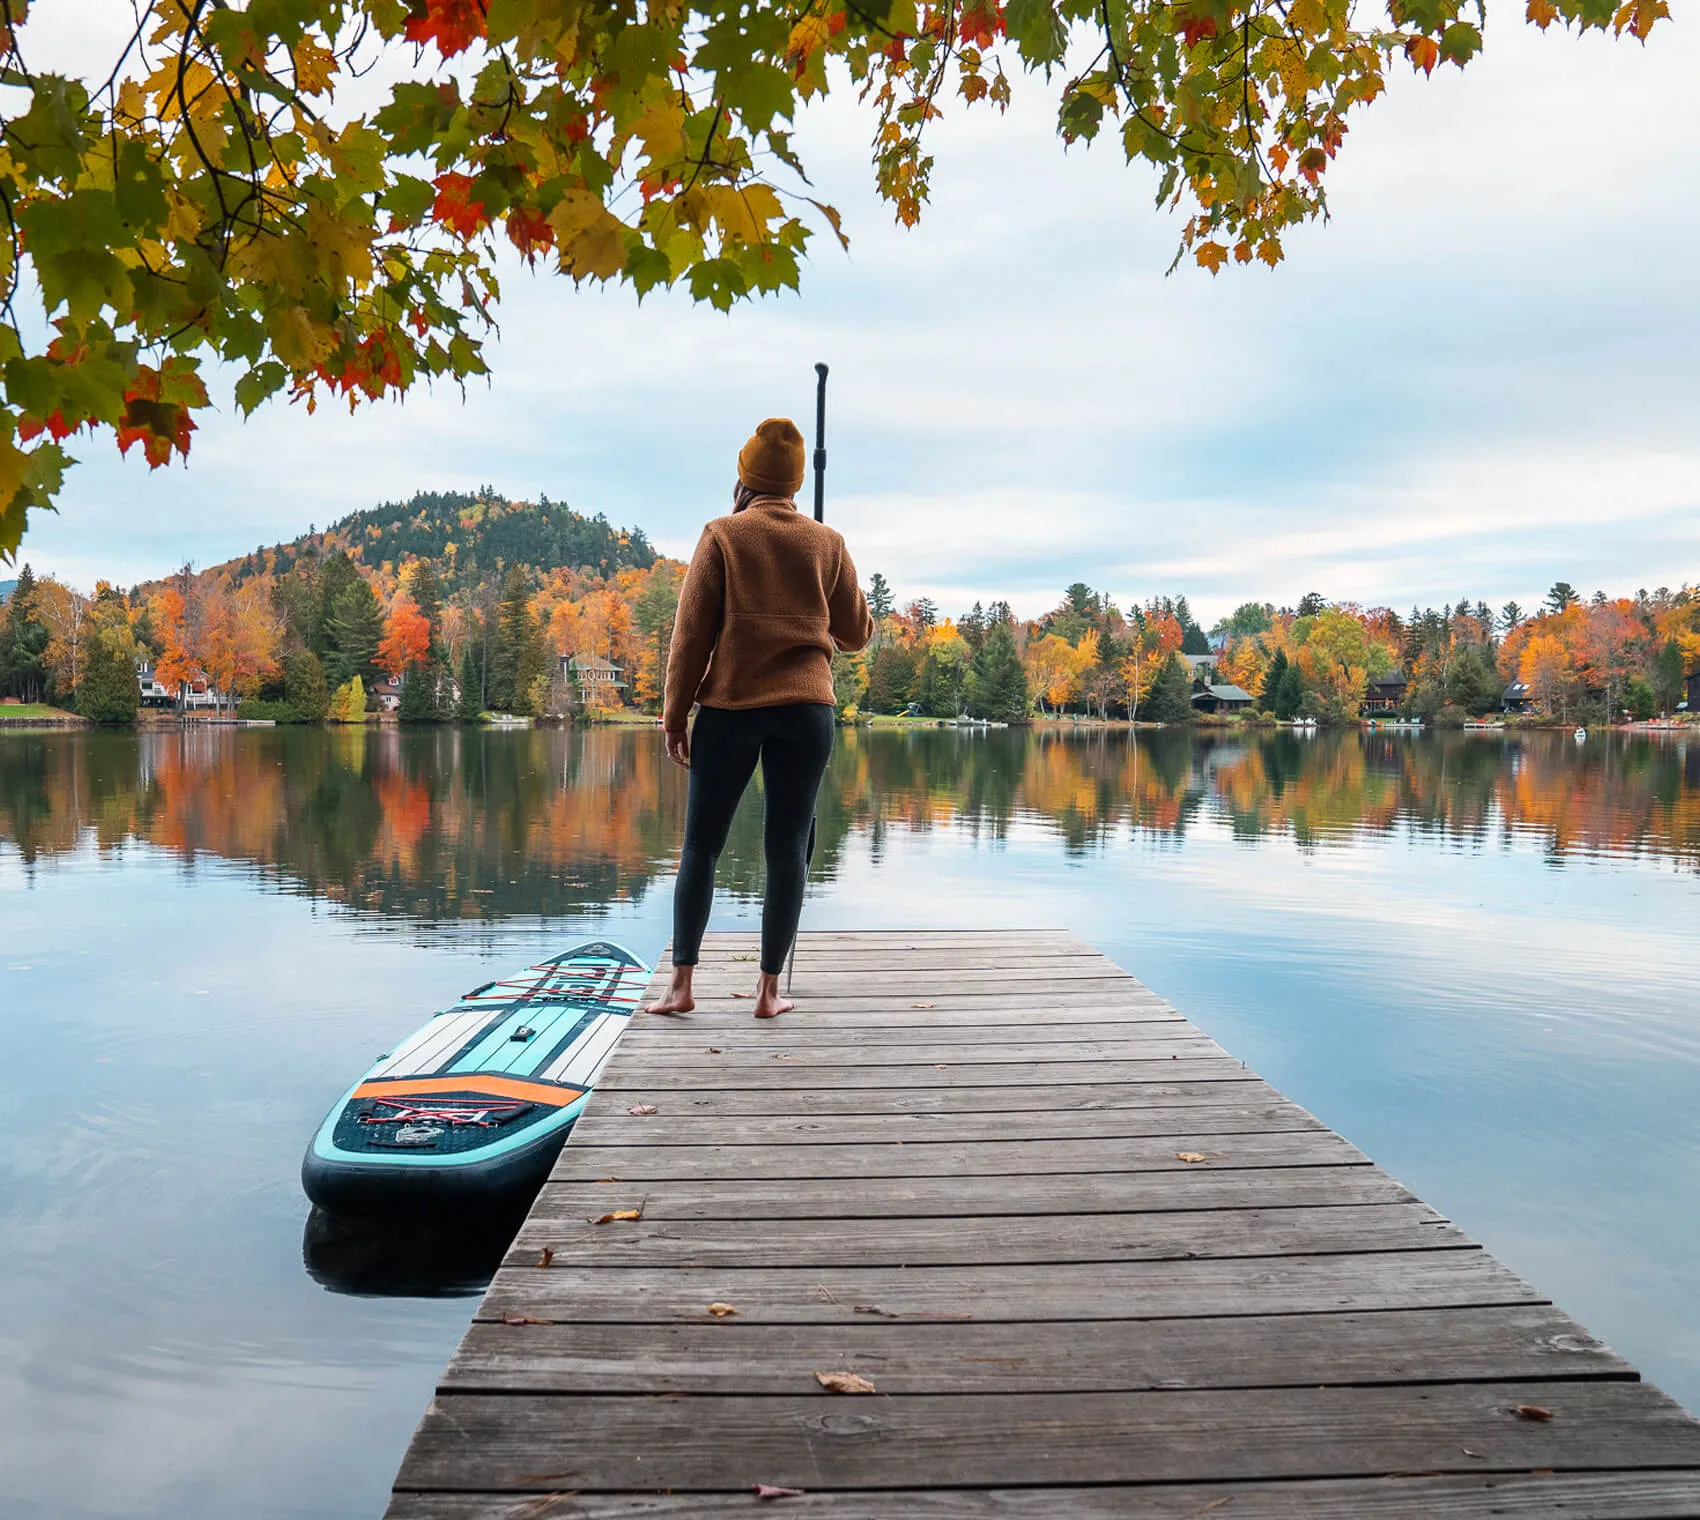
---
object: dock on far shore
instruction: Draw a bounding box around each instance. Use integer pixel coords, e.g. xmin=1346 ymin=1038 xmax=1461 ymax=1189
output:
xmin=385 ymin=930 xmax=1700 ymax=1517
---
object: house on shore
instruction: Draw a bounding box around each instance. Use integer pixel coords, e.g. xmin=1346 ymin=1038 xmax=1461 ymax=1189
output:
xmin=1502 ymin=681 xmax=1537 ymax=715
xmin=1362 ymin=673 xmax=1408 ymax=714
xmin=564 ymin=654 xmax=627 ymax=702
xmin=1191 ymin=683 xmax=1254 ymax=715
xmin=136 ymin=660 xmax=217 ymax=710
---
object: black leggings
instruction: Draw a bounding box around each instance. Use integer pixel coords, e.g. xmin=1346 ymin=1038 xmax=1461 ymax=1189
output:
xmin=672 ymin=703 xmax=835 ymax=974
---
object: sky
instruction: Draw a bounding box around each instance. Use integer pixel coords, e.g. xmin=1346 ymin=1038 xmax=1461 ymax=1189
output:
xmin=9 ymin=7 xmax=1700 ymax=625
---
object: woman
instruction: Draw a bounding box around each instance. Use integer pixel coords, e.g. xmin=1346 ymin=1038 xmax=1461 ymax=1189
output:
xmin=647 ymin=417 xmax=873 ymax=1018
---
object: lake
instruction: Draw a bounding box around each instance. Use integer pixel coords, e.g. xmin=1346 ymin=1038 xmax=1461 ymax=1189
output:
xmin=2 ymin=723 xmax=1698 ymax=1518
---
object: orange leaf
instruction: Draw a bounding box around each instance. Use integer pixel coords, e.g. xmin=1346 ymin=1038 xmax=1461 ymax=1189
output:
xmin=815 ymin=1370 xmax=877 ymax=1394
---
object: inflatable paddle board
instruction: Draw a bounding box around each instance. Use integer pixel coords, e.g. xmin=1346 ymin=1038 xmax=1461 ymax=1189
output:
xmin=302 ymin=941 xmax=650 ymax=1216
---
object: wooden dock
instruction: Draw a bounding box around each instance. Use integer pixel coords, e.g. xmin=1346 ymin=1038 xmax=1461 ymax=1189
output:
xmin=385 ymin=931 xmax=1700 ymax=1516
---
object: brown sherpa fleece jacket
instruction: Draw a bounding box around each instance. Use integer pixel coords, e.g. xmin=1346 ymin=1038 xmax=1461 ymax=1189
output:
xmin=663 ymin=497 xmax=874 ymax=732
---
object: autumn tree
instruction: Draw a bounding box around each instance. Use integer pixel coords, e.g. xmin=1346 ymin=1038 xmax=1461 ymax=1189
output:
xmin=378 ymin=597 xmax=432 ymax=679
xmin=328 ymin=675 xmax=367 ymax=724
xmin=203 ymin=578 xmax=283 ymax=711
xmin=37 ymin=578 xmax=90 ymax=700
xmin=633 ymin=568 xmax=683 ymax=713
xmin=1547 ymin=582 xmax=1580 ymax=615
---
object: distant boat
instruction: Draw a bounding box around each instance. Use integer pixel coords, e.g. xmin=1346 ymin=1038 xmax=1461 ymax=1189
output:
xmin=1574 ymin=726 xmax=1587 ymax=742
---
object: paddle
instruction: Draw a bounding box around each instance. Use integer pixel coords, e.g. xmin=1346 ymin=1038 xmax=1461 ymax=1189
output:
xmin=787 ymin=362 xmax=829 ymax=994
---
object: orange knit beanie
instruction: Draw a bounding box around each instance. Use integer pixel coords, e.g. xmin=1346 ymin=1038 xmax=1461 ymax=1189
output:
xmin=737 ymin=417 xmax=807 ymax=496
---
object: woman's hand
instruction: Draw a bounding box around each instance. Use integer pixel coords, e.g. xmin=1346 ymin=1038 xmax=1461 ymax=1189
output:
xmin=665 ymin=728 xmax=691 ymax=768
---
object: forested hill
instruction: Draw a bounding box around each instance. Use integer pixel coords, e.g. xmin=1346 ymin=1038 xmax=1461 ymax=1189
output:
xmin=199 ymin=489 xmax=656 ymax=593
xmin=0 ymin=579 xmax=15 ymax=604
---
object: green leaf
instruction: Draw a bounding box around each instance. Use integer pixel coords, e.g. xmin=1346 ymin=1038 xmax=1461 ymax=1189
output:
xmin=687 ymin=257 xmax=747 ymax=311
xmin=234 ymin=361 xmax=289 ymax=417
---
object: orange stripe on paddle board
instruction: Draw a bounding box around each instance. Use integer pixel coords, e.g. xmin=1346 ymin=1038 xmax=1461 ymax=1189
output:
xmin=354 ymin=1075 xmax=584 ymax=1107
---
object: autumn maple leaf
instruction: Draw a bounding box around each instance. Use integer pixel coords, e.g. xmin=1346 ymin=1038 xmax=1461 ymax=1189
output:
xmin=431 ymin=172 xmax=490 ymax=238
xmin=506 ymin=206 xmax=555 ymax=263
xmin=403 ymin=0 xmax=487 ymax=58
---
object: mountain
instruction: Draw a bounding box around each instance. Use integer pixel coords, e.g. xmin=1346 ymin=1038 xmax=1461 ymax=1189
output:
xmin=0 ymin=579 xmax=15 ymax=604
xmin=196 ymin=489 xmax=656 ymax=592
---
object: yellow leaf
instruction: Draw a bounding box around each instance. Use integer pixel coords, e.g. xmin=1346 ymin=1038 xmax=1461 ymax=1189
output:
xmin=547 ymin=188 xmax=606 ymax=242
xmin=1526 ymin=0 xmax=1560 ymax=24
xmin=707 ymin=1302 xmax=738 ymax=1317
xmin=270 ymin=305 xmax=336 ymax=370
xmin=291 ymin=38 xmax=338 ymax=95
xmin=788 ymin=15 xmax=831 ymax=57
xmin=1194 ymin=242 xmax=1228 ymax=274
xmin=1175 ymin=1151 xmax=1209 ymax=1163
xmin=630 ymin=101 xmax=686 ymax=163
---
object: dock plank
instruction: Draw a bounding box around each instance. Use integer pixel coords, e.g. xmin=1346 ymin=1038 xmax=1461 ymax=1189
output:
xmin=386 ymin=931 xmax=1700 ymax=1516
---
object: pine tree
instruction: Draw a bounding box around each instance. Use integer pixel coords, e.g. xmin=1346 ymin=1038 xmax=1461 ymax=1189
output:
xmin=964 ymin=623 xmax=1028 ymax=722
xmin=310 ymin=552 xmax=362 ymax=661
xmin=0 ymin=563 xmax=50 ymax=702
xmin=456 ymin=644 xmax=483 ymax=720
xmin=325 ymin=578 xmax=385 ymax=684
xmin=866 ymin=572 xmax=894 ymax=621
xmin=77 ymin=613 xmax=139 ymax=723
xmin=1144 ymin=652 xmax=1194 ymax=722
xmin=284 ymin=649 xmax=330 ymax=721
xmin=1257 ymin=647 xmax=1288 ymax=712
xmin=399 ymin=664 xmax=439 ymax=721
xmin=1274 ymin=662 xmax=1306 ymax=720
xmin=489 ymin=566 xmax=536 ymax=711
xmin=863 ymin=644 xmax=917 ymax=714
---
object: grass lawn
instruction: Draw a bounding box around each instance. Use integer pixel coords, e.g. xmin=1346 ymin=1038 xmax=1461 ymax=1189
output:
xmin=0 ymin=703 xmax=84 ymax=721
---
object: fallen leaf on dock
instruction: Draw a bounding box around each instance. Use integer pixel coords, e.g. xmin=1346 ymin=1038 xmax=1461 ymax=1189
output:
xmin=911 ymin=1002 xmax=937 ymax=1009
xmin=627 ymin=1104 xmax=658 ymax=1116
xmin=1513 ymin=1404 xmax=1555 ymax=1421
xmin=1175 ymin=1152 xmax=1209 ymax=1164
xmin=815 ymin=1370 xmax=877 ymax=1394
xmin=853 ymin=1304 xmax=894 ymax=1317
xmin=752 ymin=1484 xmax=805 ymax=1499
xmin=592 ymin=1208 xmax=642 ymax=1224
xmin=707 ymin=1047 xmax=722 ymax=1053
xmin=706 ymin=1302 xmax=738 ymax=1317
xmin=815 ymin=1283 xmax=840 ymax=1303
xmin=731 ymin=992 xmax=751 ymax=999
xmin=502 ymin=1313 xmax=552 ymax=1325
xmin=595 ymin=1176 xmax=621 ymax=1183
xmin=536 ymin=1246 xmax=554 ymax=1268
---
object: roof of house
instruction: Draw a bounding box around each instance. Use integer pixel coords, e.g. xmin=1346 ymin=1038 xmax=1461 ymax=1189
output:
xmin=1201 ymin=683 xmax=1253 ymax=702
xmin=1504 ymin=681 xmax=1531 ymax=697
xmin=1368 ymin=673 xmax=1408 ymax=689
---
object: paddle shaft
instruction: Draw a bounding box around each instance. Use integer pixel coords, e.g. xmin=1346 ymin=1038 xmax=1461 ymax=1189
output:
xmin=788 ymin=364 xmax=829 ymax=993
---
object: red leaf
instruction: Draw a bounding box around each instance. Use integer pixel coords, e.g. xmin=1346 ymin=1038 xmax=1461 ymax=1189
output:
xmin=403 ymin=0 xmax=487 ymax=57
xmin=506 ymin=205 xmax=555 ymax=263
xmin=431 ymin=172 xmax=490 ymax=238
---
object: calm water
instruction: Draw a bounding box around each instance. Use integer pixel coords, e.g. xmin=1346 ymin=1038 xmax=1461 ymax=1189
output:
xmin=2 ymin=724 xmax=1698 ymax=1517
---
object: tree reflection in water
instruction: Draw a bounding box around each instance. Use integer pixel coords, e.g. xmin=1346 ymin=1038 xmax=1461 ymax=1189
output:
xmin=1 ymin=726 xmax=1697 ymax=927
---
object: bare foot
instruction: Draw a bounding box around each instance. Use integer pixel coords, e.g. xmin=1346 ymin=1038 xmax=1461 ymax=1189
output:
xmin=646 ymin=966 xmax=696 ymax=1015
xmin=752 ymin=971 xmax=793 ymax=1020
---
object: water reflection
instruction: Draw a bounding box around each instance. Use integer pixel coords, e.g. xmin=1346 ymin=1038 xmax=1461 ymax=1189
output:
xmin=2 ymin=727 xmax=1696 ymax=917
xmin=301 ymin=1206 xmax=522 ymax=1298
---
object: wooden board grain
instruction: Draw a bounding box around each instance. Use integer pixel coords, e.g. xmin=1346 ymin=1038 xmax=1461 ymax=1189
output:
xmin=385 ymin=1471 xmax=1700 ymax=1520
xmin=385 ymin=930 xmax=1700 ymax=1515
xmin=394 ymin=1382 xmax=1700 ymax=1493
xmin=442 ymin=1303 xmax=1631 ymax=1394
xmin=533 ymin=1166 xmax=1415 ymax=1219
xmin=474 ymin=1250 xmax=1544 ymax=1324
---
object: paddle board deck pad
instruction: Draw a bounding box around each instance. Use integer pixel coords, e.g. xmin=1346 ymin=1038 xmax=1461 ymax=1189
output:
xmin=302 ymin=942 xmax=650 ymax=1216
